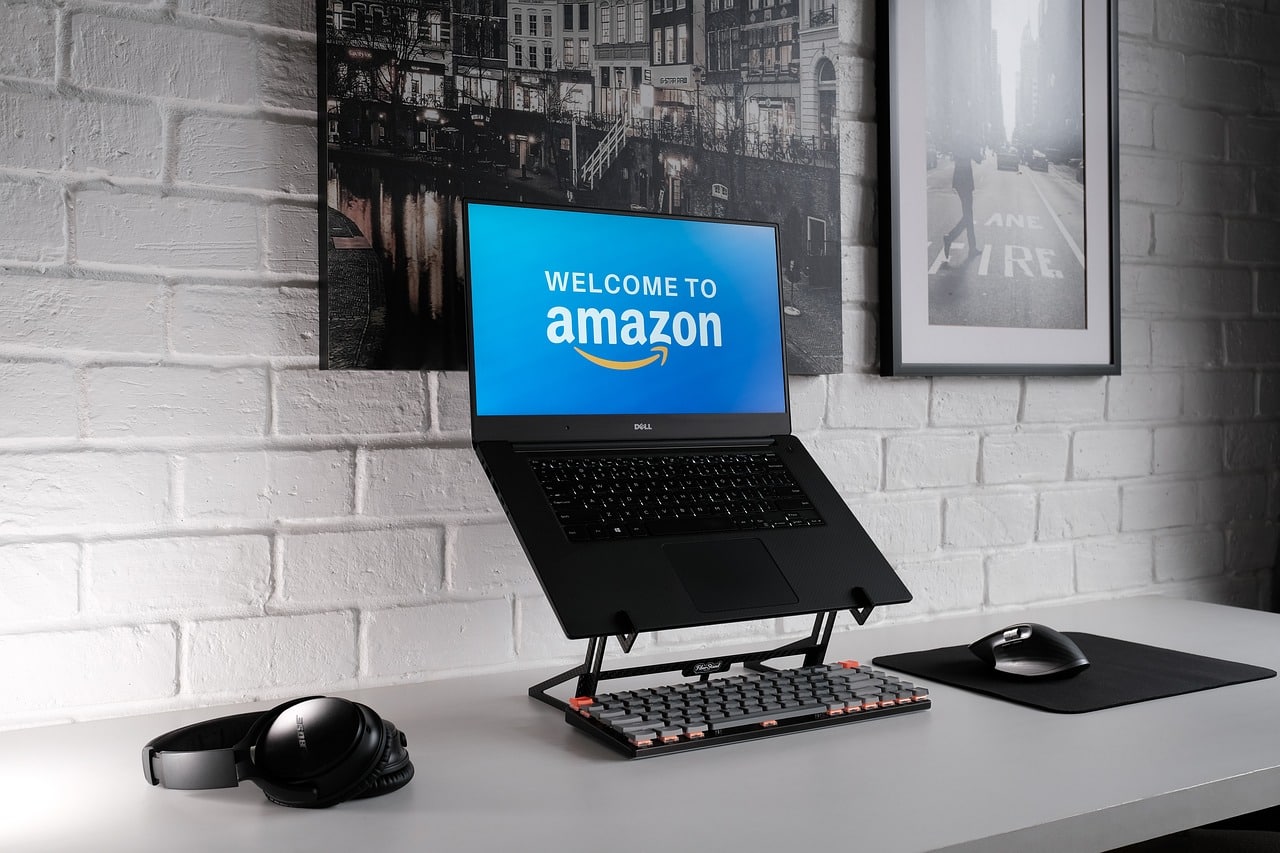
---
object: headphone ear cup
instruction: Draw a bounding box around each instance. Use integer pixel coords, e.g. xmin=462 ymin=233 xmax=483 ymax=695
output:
xmin=348 ymin=720 xmax=415 ymax=802
xmin=252 ymin=698 xmax=405 ymax=809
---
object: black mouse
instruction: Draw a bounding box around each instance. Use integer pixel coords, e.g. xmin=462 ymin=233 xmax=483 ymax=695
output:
xmin=969 ymin=623 xmax=1090 ymax=678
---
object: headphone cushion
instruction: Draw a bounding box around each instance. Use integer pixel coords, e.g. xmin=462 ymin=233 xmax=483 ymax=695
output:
xmin=349 ymin=720 xmax=415 ymax=801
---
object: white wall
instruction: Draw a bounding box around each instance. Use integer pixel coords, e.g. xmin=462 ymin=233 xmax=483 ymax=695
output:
xmin=0 ymin=0 xmax=1277 ymax=731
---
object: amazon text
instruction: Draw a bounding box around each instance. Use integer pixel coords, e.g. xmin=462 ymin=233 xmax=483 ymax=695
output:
xmin=546 ymin=307 xmax=723 ymax=348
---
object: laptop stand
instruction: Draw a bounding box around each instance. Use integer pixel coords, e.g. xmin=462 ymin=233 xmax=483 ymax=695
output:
xmin=529 ymin=587 xmax=881 ymax=712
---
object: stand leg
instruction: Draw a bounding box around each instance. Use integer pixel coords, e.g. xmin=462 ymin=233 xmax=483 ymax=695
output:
xmin=745 ymin=611 xmax=836 ymax=673
xmin=803 ymin=611 xmax=839 ymax=667
xmin=574 ymin=636 xmax=608 ymax=699
xmin=529 ymin=635 xmax=612 ymax=712
xmin=530 ymin=606 xmax=876 ymax=710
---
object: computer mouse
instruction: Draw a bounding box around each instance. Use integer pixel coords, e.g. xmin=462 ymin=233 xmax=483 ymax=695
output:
xmin=968 ymin=623 xmax=1090 ymax=678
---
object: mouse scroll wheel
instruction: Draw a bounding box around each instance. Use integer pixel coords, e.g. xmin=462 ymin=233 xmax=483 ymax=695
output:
xmin=1002 ymin=627 xmax=1029 ymax=642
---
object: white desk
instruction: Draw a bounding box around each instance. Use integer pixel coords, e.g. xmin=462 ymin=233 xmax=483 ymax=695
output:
xmin=5 ymin=596 xmax=1280 ymax=853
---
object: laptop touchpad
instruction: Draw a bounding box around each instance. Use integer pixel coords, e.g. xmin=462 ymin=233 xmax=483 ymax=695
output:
xmin=666 ymin=539 xmax=799 ymax=613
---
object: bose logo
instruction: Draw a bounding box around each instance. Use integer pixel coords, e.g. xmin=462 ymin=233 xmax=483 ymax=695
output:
xmin=295 ymin=715 xmax=308 ymax=750
xmin=634 ymin=423 xmax=653 ymax=431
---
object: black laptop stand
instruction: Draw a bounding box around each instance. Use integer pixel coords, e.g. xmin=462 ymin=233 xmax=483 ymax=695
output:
xmin=529 ymin=588 xmax=881 ymax=712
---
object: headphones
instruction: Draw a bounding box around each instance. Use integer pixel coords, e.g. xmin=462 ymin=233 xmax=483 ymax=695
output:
xmin=142 ymin=696 xmax=414 ymax=808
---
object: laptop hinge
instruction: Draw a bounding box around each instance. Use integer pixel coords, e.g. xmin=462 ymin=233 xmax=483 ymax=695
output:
xmin=513 ymin=437 xmax=777 ymax=453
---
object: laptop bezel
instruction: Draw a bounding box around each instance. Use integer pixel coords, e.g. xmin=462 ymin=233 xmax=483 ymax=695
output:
xmin=462 ymin=199 xmax=793 ymax=444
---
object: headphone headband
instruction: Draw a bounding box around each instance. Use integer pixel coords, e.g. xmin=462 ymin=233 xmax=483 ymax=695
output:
xmin=142 ymin=710 xmax=264 ymax=789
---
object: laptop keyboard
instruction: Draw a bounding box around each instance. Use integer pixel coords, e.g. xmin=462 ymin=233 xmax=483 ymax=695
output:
xmin=565 ymin=661 xmax=931 ymax=758
xmin=529 ymin=450 xmax=825 ymax=541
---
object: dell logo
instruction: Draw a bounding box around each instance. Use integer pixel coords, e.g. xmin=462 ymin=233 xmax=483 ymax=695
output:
xmin=634 ymin=423 xmax=653 ymax=431
xmin=295 ymin=715 xmax=308 ymax=750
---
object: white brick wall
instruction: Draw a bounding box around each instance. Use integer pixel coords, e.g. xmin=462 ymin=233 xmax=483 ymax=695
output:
xmin=1038 ymin=485 xmax=1122 ymax=541
xmin=0 ymin=278 xmax=166 ymax=354
xmin=887 ymin=434 xmax=977 ymax=489
xmin=0 ymin=5 xmax=57 ymax=79
xmin=0 ymin=625 xmax=178 ymax=716
xmin=88 ymin=535 xmax=272 ymax=617
xmin=85 ymin=365 xmax=269 ymax=437
xmin=279 ymin=526 xmax=444 ymax=605
xmin=182 ymin=449 xmax=354 ymax=519
xmin=0 ymin=543 xmax=80 ymax=625
xmin=0 ymin=0 xmax=1276 ymax=731
xmin=76 ymin=191 xmax=262 ymax=269
xmin=186 ymin=611 xmax=358 ymax=695
xmin=0 ymin=362 xmax=78 ymax=438
xmin=70 ymin=14 xmax=261 ymax=104
xmin=0 ymin=180 xmax=63 ymax=261
xmin=274 ymin=370 xmax=428 ymax=436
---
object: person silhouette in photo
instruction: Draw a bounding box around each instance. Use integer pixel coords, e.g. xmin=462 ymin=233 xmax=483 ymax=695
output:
xmin=943 ymin=135 xmax=982 ymax=263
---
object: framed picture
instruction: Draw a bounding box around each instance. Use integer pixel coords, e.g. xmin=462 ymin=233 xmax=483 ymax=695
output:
xmin=876 ymin=0 xmax=1119 ymax=375
xmin=317 ymin=0 xmax=849 ymax=375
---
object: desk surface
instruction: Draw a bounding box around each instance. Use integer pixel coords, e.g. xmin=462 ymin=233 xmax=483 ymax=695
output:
xmin=5 ymin=596 xmax=1280 ymax=853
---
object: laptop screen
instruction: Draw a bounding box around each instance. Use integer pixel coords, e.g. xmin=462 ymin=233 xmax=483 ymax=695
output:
xmin=464 ymin=201 xmax=788 ymax=429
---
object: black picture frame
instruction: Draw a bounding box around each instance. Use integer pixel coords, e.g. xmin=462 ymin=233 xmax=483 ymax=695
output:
xmin=317 ymin=0 xmax=849 ymax=375
xmin=876 ymin=0 xmax=1120 ymax=376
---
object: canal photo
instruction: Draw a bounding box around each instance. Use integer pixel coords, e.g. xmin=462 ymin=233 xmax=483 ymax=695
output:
xmin=319 ymin=1 xmax=849 ymax=375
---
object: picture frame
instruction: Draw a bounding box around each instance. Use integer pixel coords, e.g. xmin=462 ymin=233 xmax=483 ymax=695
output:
xmin=876 ymin=0 xmax=1120 ymax=376
xmin=317 ymin=0 xmax=850 ymax=375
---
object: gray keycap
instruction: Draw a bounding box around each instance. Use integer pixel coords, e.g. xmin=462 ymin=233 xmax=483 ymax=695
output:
xmin=593 ymin=707 xmax=629 ymax=720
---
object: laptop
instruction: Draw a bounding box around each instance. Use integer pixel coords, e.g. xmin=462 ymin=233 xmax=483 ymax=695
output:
xmin=462 ymin=199 xmax=910 ymax=640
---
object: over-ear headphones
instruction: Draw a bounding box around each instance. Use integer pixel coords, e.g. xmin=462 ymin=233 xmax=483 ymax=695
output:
xmin=142 ymin=696 xmax=414 ymax=808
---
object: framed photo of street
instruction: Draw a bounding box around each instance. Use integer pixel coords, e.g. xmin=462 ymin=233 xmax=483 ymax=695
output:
xmin=876 ymin=0 xmax=1119 ymax=376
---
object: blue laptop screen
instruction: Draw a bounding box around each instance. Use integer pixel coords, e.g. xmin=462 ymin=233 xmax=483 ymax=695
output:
xmin=465 ymin=202 xmax=787 ymax=418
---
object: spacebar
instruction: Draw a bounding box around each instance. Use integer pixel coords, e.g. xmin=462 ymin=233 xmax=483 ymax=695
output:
xmin=645 ymin=517 xmax=737 ymax=536
xmin=707 ymin=702 xmax=829 ymax=733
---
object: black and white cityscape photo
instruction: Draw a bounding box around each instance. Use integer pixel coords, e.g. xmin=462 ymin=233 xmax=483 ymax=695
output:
xmin=321 ymin=0 xmax=845 ymax=373
xmin=925 ymin=0 xmax=1086 ymax=330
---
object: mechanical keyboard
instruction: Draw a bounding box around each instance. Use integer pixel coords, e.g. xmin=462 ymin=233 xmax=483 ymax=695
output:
xmin=564 ymin=660 xmax=930 ymax=758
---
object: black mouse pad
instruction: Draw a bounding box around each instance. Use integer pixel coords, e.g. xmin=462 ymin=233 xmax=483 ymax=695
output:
xmin=873 ymin=633 xmax=1276 ymax=713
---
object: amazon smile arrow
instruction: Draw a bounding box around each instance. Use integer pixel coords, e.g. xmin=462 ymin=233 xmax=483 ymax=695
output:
xmin=573 ymin=345 xmax=669 ymax=370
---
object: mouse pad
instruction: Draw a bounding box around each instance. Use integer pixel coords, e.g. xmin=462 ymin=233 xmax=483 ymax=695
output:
xmin=873 ymin=633 xmax=1276 ymax=714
